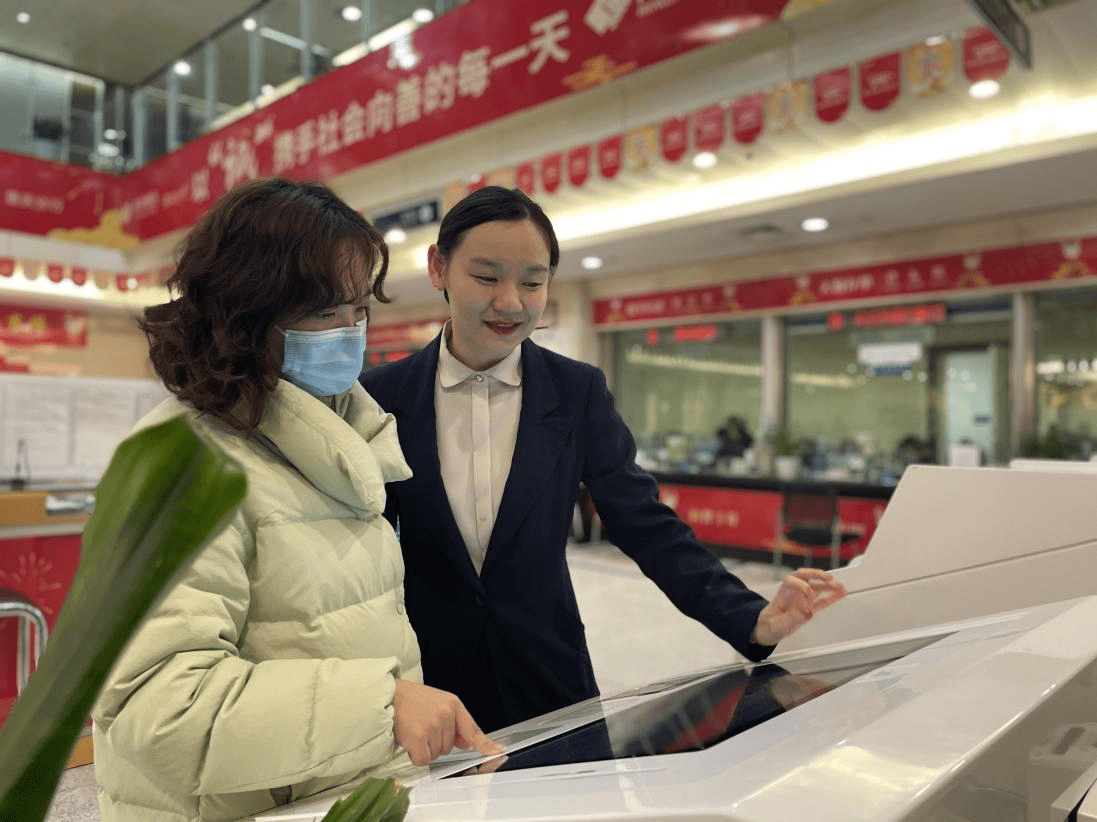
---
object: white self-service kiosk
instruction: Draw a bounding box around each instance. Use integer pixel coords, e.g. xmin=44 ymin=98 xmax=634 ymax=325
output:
xmin=770 ymin=463 xmax=1097 ymax=654
xmin=257 ymin=596 xmax=1097 ymax=822
xmin=256 ymin=464 xmax=1097 ymax=822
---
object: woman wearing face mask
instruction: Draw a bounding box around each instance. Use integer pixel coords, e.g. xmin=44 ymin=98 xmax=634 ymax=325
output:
xmin=91 ymin=178 xmax=501 ymax=822
xmin=362 ymin=186 xmax=847 ymax=733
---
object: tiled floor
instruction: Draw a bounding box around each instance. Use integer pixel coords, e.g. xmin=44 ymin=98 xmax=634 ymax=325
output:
xmin=45 ymin=543 xmax=776 ymax=822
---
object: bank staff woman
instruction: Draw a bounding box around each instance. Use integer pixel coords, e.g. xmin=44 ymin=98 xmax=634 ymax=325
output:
xmin=361 ymin=186 xmax=846 ymax=732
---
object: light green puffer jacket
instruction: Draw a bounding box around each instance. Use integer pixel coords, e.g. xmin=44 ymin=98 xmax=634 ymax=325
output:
xmin=92 ymin=380 xmax=420 ymax=822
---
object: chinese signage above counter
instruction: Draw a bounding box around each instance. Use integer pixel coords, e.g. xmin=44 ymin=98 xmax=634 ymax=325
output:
xmin=592 ymin=237 xmax=1097 ymax=326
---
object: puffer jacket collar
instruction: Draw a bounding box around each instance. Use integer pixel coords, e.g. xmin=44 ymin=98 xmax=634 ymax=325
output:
xmin=256 ymin=379 xmax=412 ymax=515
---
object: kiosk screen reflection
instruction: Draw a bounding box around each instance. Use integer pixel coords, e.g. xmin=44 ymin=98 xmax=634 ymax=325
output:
xmin=450 ymin=633 xmax=944 ymax=777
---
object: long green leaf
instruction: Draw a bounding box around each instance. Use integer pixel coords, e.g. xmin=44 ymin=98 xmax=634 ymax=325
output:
xmin=321 ymin=777 xmax=410 ymax=822
xmin=0 ymin=416 xmax=246 ymax=822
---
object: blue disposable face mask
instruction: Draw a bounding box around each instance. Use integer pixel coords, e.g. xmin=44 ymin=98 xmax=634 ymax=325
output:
xmin=278 ymin=318 xmax=367 ymax=397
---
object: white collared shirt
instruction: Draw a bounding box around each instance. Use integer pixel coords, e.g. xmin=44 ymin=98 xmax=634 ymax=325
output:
xmin=435 ymin=327 xmax=523 ymax=574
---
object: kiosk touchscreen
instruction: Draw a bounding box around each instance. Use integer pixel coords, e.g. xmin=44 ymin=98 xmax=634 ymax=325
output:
xmin=257 ymin=596 xmax=1097 ymax=822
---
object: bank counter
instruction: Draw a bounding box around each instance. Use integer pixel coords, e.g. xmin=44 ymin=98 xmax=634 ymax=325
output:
xmin=649 ymin=471 xmax=893 ymax=565
xmin=0 ymin=486 xmax=92 ymax=723
xmin=260 ymin=463 xmax=1097 ymax=822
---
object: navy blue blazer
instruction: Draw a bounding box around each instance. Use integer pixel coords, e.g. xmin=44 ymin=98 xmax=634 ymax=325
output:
xmin=361 ymin=335 xmax=773 ymax=728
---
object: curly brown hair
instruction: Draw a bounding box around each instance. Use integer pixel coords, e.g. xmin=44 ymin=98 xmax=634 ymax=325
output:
xmin=140 ymin=177 xmax=390 ymax=433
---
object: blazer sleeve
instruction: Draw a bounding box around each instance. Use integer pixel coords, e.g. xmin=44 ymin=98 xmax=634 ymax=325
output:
xmin=578 ymin=367 xmax=775 ymax=662
xmin=91 ymin=513 xmax=402 ymax=796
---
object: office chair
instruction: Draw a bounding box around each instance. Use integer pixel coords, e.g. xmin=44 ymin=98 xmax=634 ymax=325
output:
xmin=772 ymin=481 xmax=859 ymax=575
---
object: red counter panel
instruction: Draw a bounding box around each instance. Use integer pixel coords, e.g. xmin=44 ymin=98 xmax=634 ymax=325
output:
xmin=0 ymin=533 xmax=81 ymax=724
xmin=656 ymin=482 xmax=886 ymax=561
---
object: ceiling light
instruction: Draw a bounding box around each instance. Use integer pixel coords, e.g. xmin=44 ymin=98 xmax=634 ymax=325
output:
xmin=969 ymin=79 xmax=1000 ymax=100
xmin=580 ymin=256 xmax=603 ymax=270
xmin=383 ymin=227 xmax=407 ymax=244
xmin=341 ymin=5 xmax=362 ymax=22
xmin=96 ymin=143 xmax=120 ymax=157
xmin=923 ymin=35 xmax=948 ymax=46
xmin=173 ymin=61 xmax=192 ymax=77
xmin=242 ymin=17 xmax=257 ymax=31
xmin=261 ymin=83 xmax=275 ymax=95
xmin=394 ymin=47 xmax=419 ymax=70
xmin=412 ymin=8 xmax=434 ymax=23
xmin=16 ymin=11 xmax=30 ymax=24
xmin=801 ymin=217 xmax=829 ymax=232
xmin=691 ymin=151 xmax=718 ymax=170
xmin=103 ymin=128 xmax=119 ymax=140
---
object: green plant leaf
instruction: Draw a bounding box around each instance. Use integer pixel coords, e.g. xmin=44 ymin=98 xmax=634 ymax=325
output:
xmin=321 ymin=777 xmax=410 ymax=822
xmin=0 ymin=416 xmax=246 ymax=822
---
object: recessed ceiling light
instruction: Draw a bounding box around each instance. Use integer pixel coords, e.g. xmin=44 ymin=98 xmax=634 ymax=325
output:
xmin=742 ymin=224 xmax=783 ymax=242
xmin=969 ymin=79 xmax=1000 ymax=100
xmin=801 ymin=217 xmax=829 ymax=232
xmin=242 ymin=17 xmax=257 ymax=31
xmin=383 ymin=227 xmax=408 ymax=244
xmin=341 ymin=5 xmax=362 ymax=22
xmin=412 ymin=8 xmax=434 ymax=23
xmin=260 ymin=83 xmax=275 ymax=95
xmin=103 ymin=128 xmax=118 ymax=140
xmin=580 ymin=256 xmax=603 ymax=270
xmin=691 ymin=151 xmax=717 ymax=169
xmin=16 ymin=11 xmax=30 ymax=24
xmin=173 ymin=61 xmax=192 ymax=77
xmin=923 ymin=35 xmax=948 ymax=46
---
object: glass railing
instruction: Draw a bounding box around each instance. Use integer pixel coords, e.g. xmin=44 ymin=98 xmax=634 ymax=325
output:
xmin=0 ymin=0 xmax=466 ymax=172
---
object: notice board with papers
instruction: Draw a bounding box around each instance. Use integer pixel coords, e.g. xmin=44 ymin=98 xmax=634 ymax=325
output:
xmin=0 ymin=373 xmax=169 ymax=484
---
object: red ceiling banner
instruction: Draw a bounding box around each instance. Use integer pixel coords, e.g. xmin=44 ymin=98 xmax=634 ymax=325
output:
xmin=0 ymin=303 xmax=89 ymax=348
xmin=0 ymin=258 xmax=14 ymax=278
xmin=592 ymin=238 xmax=1097 ymax=325
xmin=515 ymin=162 xmax=537 ymax=194
xmin=541 ymin=152 xmax=563 ymax=193
xmin=597 ymin=135 xmax=623 ymax=180
xmin=567 ymin=145 xmax=591 ymax=187
xmin=118 ymin=0 xmax=793 ymax=241
xmin=115 ymin=272 xmax=152 ymax=293
xmin=693 ymin=105 xmax=727 ymax=152
xmin=859 ymin=53 xmax=902 ymax=112
xmin=660 ymin=116 xmax=689 ymax=163
xmin=731 ymin=92 xmax=766 ymax=144
xmin=963 ymin=27 xmax=1011 ymax=82
xmin=813 ymin=67 xmax=852 ymax=124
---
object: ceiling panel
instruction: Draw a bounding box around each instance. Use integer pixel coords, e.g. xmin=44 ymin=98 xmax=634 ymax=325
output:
xmin=0 ymin=0 xmax=258 ymax=84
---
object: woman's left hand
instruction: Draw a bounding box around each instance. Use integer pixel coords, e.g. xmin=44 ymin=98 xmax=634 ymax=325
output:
xmin=750 ymin=568 xmax=847 ymax=647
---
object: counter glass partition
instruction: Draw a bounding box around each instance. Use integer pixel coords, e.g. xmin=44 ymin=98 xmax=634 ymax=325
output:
xmin=611 ymin=319 xmax=763 ymax=476
xmin=1034 ymin=286 xmax=1097 ymax=461
xmin=785 ymin=297 xmax=1012 ymax=481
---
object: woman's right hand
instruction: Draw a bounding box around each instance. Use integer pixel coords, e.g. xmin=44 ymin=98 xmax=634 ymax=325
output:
xmin=392 ymin=679 xmax=504 ymax=766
